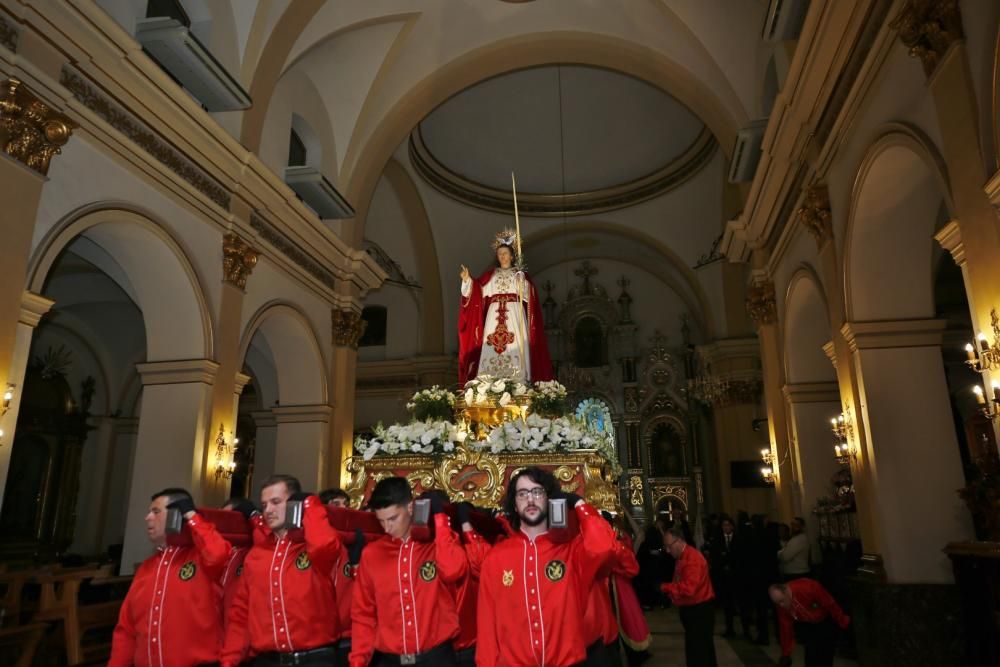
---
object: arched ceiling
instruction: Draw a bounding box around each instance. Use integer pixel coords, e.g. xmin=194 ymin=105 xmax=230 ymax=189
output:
xmin=416 ymin=65 xmax=706 ymax=195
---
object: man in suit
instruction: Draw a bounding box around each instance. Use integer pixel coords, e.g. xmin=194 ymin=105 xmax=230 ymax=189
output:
xmin=709 ymin=516 xmax=740 ymax=638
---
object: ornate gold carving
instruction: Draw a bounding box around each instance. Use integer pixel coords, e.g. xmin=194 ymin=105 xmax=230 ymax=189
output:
xmin=458 ymin=396 xmax=531 ymax=440
xmin=434 ymin=445 xmax=505 ymax=507
xmin=650 ymin=483 xmax=688 ymax=509
xmin=0 ymin=79 xmax=75 ymax=176
xmin=0 ymin=13 xmax=18 ymax=52
xmin=624 ymin=387 xmax=639 ymax=414
xmin=59 ymin=66 xmax=230 ymax=208
xmin=250 ymin=212 xmax=337 ymax=289
xmin=583 ymin=463 xmax=620 ymax=512
xmin=553 ymin=465 xmax=580 ymax=494
xmin=628 ymin=475 xmax=644 ymax=506
xmin=891 ymin=0 xmax=963 ymax=78
xmin=796 ymin=184 xmax=832 ymax=244
xmin=332 ymin=308 xmax=366 ymax=349
xmin=222 ymin=233 xmax=258 ymax=290
xmin=746 ymin=281 xmax=777 ymax=326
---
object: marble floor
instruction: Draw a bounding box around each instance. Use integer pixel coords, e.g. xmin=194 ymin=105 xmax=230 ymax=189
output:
xmin=643 ymin=607 xmax=860 ymax=666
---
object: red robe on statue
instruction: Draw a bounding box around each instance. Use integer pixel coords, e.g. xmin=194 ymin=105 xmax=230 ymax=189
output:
xmin=458 ymin=268 xmax=554 ymax=385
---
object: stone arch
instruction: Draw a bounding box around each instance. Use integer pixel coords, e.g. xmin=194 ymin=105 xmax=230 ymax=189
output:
xmin=238 ymin=301 xmax=328 ymax=407
xmin=783 ymin=267 xmax=835 ymax=385
xmin=27 ymin=206 xmax=214 ymax=362
xmin=843 ymin=126 xmax=954 ymax=323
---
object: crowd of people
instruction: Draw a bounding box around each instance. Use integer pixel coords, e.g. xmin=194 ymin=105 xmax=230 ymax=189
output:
xmin=109 ymin=468 xmax=654 ymax=667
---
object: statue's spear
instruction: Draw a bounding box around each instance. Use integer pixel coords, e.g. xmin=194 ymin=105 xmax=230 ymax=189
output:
xmin=511 ymin=173 xmax=530 ymax=374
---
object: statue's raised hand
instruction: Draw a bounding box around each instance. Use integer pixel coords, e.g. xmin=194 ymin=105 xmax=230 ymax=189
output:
xmin=459 ymin=264 xmax=470 ymax=282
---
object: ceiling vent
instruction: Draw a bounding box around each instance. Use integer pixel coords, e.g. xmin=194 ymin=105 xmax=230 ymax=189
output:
xmin=284 ymin=166 xmax=356 ymax=220
xmin=135 ymin=17 xmax=251 ymax=111
xmin=761 ymin=0 xmax=809 ymax=43
xmin=727 ymin=120 xmax=768 ymax=184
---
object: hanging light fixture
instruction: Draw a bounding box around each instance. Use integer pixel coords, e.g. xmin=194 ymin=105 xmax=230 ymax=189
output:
xmin=830 ymin=413 xmax=856 ymax=464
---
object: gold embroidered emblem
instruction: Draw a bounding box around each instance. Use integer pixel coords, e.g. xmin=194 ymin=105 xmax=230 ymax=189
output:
xmin=419 ymin=560 xmax=437 ymax=582
xmin=178 ymin=561 xmax=196 ymax=581
xmin=502 ymin=569 xmax=514 ymax=587
xmin=295 ymin=552 xmax=311 ymax=570
xmin=544 ymin=559 xmax=566 ymax=582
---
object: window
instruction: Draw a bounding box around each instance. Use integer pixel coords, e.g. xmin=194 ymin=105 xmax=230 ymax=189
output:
xmin=288 ymin=128 xmax=307 ymax=167
xmin=359 ymin=307 xmax=387 ymax=347
xmin=573 ymin=316 xmax=606 ymax=368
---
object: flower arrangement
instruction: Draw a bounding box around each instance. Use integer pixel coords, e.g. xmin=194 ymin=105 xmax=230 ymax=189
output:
xmin=530 ymin=380 xmax=568 ymax=417
xmin=474 ymin=413 xmax=622 ymax=475
xmin=462 ymin=374 xmax=529 ymax=407
xmin=355 ymin=420 xmax=467 ymax=461
xmin=406 ymin=385 xmax=456 ymax=422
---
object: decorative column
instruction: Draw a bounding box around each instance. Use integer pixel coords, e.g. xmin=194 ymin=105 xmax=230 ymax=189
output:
xmin=121 ymin=360 xmax=218 ymax=572
xmin=202 ymin=232 xmax=257 ymax=505
xmin=328 ymin=307 xmax=365 ymax=487
xmin=274 ymin=404 xmax=332 ymax=491
xmin=747 ymin=280 xmax=796 ymax=522
xmin=0 ymin=80 xmax=74 ymax=477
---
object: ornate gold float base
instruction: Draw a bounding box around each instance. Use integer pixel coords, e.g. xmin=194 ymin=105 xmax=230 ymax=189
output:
xmin=458 ymin=399 xmax=530 ymax=440
xmin=346 ymin=445 xmax=620 ymax=513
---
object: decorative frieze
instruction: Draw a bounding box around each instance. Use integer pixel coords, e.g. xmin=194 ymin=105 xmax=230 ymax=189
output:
xmin=332 ymin=308 xmax=366 ymax=349
xmin=222 ymin=233 xmax=258 ymax=290
xmin=890 ymin=0 xmax=963 ymax=78
xmin=250 ymin=213 xmax=337 ymax=290
xmin=797 ymin=184 xmax=832 ymax=244
xmin=60 ymin=66 xmax=230 ymax=208
xmin=0 ymin=79 xmax=75 ymax=176
xmin=746 ymin=281 xmax=777 ymax=326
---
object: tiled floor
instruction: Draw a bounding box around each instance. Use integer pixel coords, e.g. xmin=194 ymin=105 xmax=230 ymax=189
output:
xmin=643 ymin=607 xmax=860 ymax=666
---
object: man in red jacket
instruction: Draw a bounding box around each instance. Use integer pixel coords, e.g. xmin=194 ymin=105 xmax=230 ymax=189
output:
xmin=110 ymin=487 xmax=231 ymax=667
xmin=453 ymin=502 xmax=491 ymax=667
xmin=477 ymin=467 xmax=617 ymax=667
xmin=583 ymin=516 xmax=641 ymax=667
xmin=350 ymin=477 xmax=468 ymax=666
xmin=661 ymin=524 xmax=716 ymax=667
xmin=770 ymin=579 xmax=851 ymax=667
xmin=222 ymin=474 xmax=343 ymax=666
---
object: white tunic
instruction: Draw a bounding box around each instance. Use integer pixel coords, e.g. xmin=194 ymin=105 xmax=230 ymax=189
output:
xmin=462 ymin=268 xmax=531 ymax=382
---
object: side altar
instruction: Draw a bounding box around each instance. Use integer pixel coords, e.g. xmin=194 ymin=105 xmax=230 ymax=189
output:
xmin=345 ymin=378 xmax=621 ymax=511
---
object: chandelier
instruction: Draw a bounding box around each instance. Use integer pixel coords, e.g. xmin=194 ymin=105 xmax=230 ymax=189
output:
xmin=831 ymin=413 xmax=856 ymax=465
xmin=686 ymin=375 xmax=730 ymax=406
xmin=965 ymin=309 xmax=1000 ymax=421
xmin=213 ymin=423 xmax=237 ymax=480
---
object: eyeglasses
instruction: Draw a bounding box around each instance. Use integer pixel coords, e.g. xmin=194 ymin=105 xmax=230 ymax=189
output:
xmin=515 ymin=488 xmax=547 ymax=501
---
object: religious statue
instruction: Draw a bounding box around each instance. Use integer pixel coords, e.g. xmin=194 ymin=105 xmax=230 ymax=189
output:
xmin=458 ymin=228 xmax=554 ymax=384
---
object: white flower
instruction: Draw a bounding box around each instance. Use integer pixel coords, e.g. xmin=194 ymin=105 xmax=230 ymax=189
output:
xmin=514 ymin=384 xmax=527 ymax=396
xmin=491 ymin=379 xmax=506 ymax=393
xmin=499 ymin=392 xmax=511 ymax=406
xmin=465 ymin=388 xmax=474 ymax=405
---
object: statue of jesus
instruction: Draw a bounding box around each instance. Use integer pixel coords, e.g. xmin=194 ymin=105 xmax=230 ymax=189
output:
xmin=458 ymin=229 xmax=554 ymax=385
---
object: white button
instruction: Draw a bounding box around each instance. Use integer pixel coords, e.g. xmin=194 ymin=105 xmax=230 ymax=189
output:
xmin=530 ymin=589 xmax=535 ymax=594
xmin=274 ymin=597 xmax=279 ymax=601
xmin=274 ymin=567 xmax=279 ymax=571
xmin=534 ymin=622 xmax=539 ymax=628
xmin=403 ymin=574 xmax=408 ymax=579
xmin=407 ymin=621 xmax=412 ymax=626
xmin=279 ymin=627 xmax=285 ymax=633
xmin=534 ymin=640 xmax=539 ymax=645
xmin=152 ymin=638 xmax=157 ymax=643
xmin=154 ymin=606 xmax=159 ymax=611
xmin=531 ymin=605 xmax=536 ymax=610
xmin=529 ymin=572 xmax=534 ymax=577
xmin=406 ymin=605 xmax=411 ymax=610
xmin=528 ymin=556 xmax=533 ymax=561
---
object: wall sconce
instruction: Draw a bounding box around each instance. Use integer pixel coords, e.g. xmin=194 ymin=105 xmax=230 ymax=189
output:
xmin=214 ymin=423 xmax=237 ymax=480
xmin=973 ymin=384 xmax=1000 ymax=421
xmin=1 ymin=384 xmax=14 ymax=416
xmin=760 ymin=447 xmax=775 ymax=484
xmin=830 ymin=412 xmax=856 ymax=465
xmin=965 ymin=310 xmax=1000 ymax=372
xmin=760 ymin=466 xmax=775 ymax=485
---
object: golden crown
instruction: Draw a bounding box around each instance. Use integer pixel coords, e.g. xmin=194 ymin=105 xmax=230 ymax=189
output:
xmin=491 ymin=228 xmax=518 ymax=252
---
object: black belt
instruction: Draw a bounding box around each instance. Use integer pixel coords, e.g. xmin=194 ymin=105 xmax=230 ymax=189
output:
xmin=382 ymin=641 xmax=453 ymax=666
xmin=256 ymin=644 xmax=337 ymax=666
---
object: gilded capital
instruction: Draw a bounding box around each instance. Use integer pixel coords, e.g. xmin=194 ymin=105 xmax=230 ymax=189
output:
xmin=0 ymin=79 xmax=76 ymax=176
xmin=332 ymin=308 xmax=367 ymax=349
xmin=746 ymin=281 xmax=777 ymax=326
xmin=890 ymin=0 xmax=963 ymax=78
xmin=222 ymin=233 xmax=258 ymax=290
xmin=796 ymin=184 xmax=832 ymax=244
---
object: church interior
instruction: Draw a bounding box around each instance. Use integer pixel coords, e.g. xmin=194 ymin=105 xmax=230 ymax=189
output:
xmin=1 ymin=0 xmax=999 ymax=664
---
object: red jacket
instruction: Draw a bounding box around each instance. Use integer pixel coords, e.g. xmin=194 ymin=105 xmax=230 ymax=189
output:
xmin=110 ymin=513 xmax=231 ymax=667
xmin=661 ymin=544 xmax=714 ymax=607
xmin=331 ymin=545 xmax=355 ymax=640
xmin=350 ymin=514 xmax=468 ymax=666
xmin=584 ymin=537 xmax=641 ymax=645
xmin=455 ymin=528 xmax=491 ymax=650
xmin=777 ymin=578 xmax=851 ymax=656
xmin=476 ymin=503 xmax=617 ymax=667
xmin=221 ymin=496 xmax=342 ymax=665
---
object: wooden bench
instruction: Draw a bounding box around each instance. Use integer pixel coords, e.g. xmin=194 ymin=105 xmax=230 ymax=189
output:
xmin=0 ymin=622 xmax=47 ymax=666
xmin=32 ymin=565 xmax=126 ymax=666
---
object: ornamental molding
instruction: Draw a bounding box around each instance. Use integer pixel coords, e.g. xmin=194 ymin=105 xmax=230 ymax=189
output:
xmin=249 ymin=212 xmax=337 ymax=290
xmin=332 ymin=308 xmax=366 ymax=349
xmin=796 ymin=184 xmax=832 ymax=244
xmin=222 ymin=233 xmax=258 ymax=290
xmin=0 ymin=79 xmax=75 ymax=176
xmin=59 ymin=65 xmax=230 ymax=209
xmin=746 ymin=281 xmax=777 ymax=326
xmin=890 ymin=0 xmax=963 ymax=78
xmin=0 ymin=12 xmax=18 ymax=52
xmin=409 ymin=125 xmax=716 ymax=217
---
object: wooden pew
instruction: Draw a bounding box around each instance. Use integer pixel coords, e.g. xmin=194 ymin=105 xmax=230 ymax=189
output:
xmin=0 ymin=622 xmax=47 ymax=666
xmin=32 ymin=565 xmax=126 ymax=666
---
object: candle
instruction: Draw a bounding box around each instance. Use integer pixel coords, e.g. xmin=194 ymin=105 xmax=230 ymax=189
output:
xmin=966 ymin=343 xmax=977 ymax=362
xmin=974 ymin=385 xmax=986 ymax=404
xmin=991 ymin=381 xmax=1000 ymax=405
xmin=979 ymin=332 xmax=989 ymax=352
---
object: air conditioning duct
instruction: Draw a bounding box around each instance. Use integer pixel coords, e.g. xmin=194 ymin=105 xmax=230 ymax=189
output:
xmin=761 ymin=0 xmax=809 ymax=43
xmin=135 ymin=17 xmax=251 ymax=112
xmin=727 ymin=120 xmax=768 ymax=184
xmin=284 ymin=166 xmax=356 ymax=220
